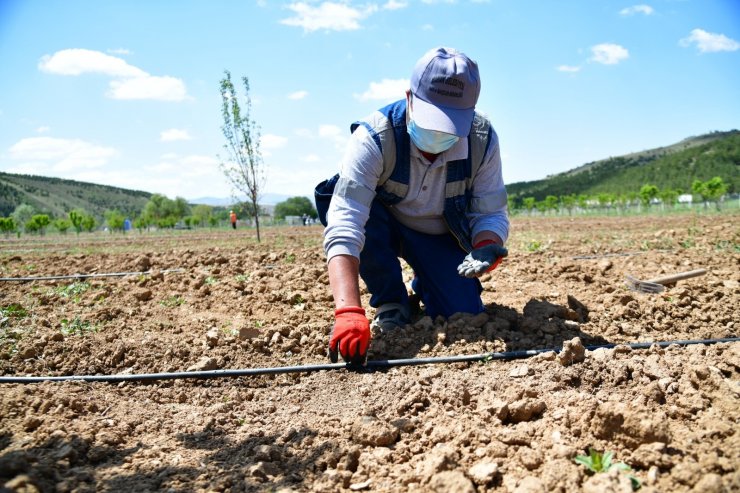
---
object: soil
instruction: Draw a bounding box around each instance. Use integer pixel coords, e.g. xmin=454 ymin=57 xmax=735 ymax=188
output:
xmin=0 ymin=213 xmax=738 ymax=493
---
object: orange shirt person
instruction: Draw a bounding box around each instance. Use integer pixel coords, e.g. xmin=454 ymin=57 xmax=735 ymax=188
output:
xmin=230 ymin=210 xmax=237 ymax=229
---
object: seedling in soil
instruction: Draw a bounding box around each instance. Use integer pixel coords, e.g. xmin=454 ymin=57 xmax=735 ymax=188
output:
xmin=234 ymin=274 xmax=249 ymax=283
xmin=205 ymin=276 xmax=218 ymax=285
xmin=1 ymin=304 xmax=28 ymax=325
xmin=285 ymin=253 xmax=296 ymax=263
xmin=60 ymin=317 xmax=99 ymax=336
xmin=525 ymin=240 xmax=543 ymax=252
xmin=575 ymin=449 xmax=641 ymax=490
xmin=54 ymin=282 xmax=91 ymax=302
xmin=254 ymin=319 xmax=265 ymax=328
xmin=160 ymin=295 xmax=186 ymax=307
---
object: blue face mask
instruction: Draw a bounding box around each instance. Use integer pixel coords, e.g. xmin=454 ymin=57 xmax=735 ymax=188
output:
xmin=407 ymin=119 xmax=459 ymax=154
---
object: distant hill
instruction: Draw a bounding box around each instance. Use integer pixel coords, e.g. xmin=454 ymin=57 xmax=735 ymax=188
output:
xmin=0 ymin=172 xmax=152 ymax=219
xmin=506 ymin=130 xmax=740 ymax=202
xmin=2 ymin=130 xmax=738 ymax=218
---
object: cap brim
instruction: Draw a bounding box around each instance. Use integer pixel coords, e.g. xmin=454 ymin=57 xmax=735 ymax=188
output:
xmin=412 ymin=96 xmax=475 ymax=138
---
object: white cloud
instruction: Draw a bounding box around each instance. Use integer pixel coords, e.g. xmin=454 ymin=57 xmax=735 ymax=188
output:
xmin=8 ymin=137 xmax=118 ymax=172
xmin=160 ymin=129 xmax=191 ymax=142
xmin=288 ymin=90 xmax=309 ymax=100
xmin=108 ymin=76 xmax=188 ymax=101
xmin=354 ymin=78 xmax=409 ymax=102
xmin=556 ymin=65 xmax=581 ymax=73
xmin=261 ymin=134 xmax=288 ymax=150
xmin=281 ymin=2 xmax=378 ymax=32
xmin=383 ymin=0 xmax=408 ymax=10
xmin=36 ymin=126 xmax=51 ymax=133
xmin=421 ymin=24 xmax=434 ymax=31
xmin=303 ymin=154 xmax=321 ymax=162
xmin=39 ymin=48 xmax=145 ymax=77
xmin=39 ymin=49 xmax=189 ymax=101
xmin=107 ymin=48 xmax=131 ymax=55
xmin=590 ymin=43 xmax=629 ymax=65
xmin=680 ymin=28 xmax=740 ymax=53
xmin=294 ymin=128 xmax=313 ymax=138
xmin=318 ymin=125 xmax=342 ymax=138
xmin=620 ymin=5 xmax=654 ymax=16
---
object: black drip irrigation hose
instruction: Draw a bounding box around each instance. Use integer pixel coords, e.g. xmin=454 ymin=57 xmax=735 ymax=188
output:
xmin=571 ymin=249 xmax=673 ymax=260
xmin=0 ymin=268 xmax=185 ymax=282
xmin=1 ymin=337 xmax=737 ymax=384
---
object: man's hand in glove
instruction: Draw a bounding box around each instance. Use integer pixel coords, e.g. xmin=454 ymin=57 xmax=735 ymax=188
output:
xmin=457 ymin=239 xmax=508 ymax=278
xmin=329 ymin=306 xmax=371 ymax=365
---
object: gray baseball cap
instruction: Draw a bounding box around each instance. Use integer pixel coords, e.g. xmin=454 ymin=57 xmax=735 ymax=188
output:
xmin=410 ymin=47 xmax=481 ymax=137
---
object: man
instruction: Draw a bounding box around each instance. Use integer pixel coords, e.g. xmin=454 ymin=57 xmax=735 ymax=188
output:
xmin=230 ymin=210 xmax=237 ymax=230
xmin=317 ymin=47 xmax=509 ymax=364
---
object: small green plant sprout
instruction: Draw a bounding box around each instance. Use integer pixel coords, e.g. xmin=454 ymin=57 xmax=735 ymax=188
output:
xmin=55 ymin=282 xmax=91 ymax=302
xmin=1 ymin=304 xmax=28 ymax=326
xmin=254 ymin=319 xmax=265 ymax=328
xmin=575 ymin=449 xmax=641 ymax=490
xmin=160 ymin=295 xmax=186 ymax=307
xmin=234 ymin=274 xmax=249 ymax=283
xmin=205 ymin=276 xmax=218 ymax=285
xmin=60 ymin=317 xmax=98 ymax=336
xmin=525 ymin=239 xmax=543 ymax=252
xmin=285 ymin=253 xmax=296 ymax=264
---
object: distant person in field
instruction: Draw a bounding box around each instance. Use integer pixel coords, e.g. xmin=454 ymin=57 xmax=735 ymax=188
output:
xmin=315 ymin=46 xmax=509 ymax=364
xmin=230 ymin=210 xmax=237 ymax=230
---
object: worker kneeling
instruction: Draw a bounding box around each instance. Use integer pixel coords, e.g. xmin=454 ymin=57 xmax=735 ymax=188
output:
xmin=316 ymin=47 xmax=510 ymax=365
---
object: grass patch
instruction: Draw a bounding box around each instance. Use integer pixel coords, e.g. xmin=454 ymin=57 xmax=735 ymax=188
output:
xmin=60 ymin=317 xmax=99 ymax=336
xmin=160 ymin=295 xmax=186 ymax=307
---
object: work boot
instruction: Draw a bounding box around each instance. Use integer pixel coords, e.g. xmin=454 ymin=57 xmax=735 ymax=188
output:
xmin=372 ymin=303 xmax=411 ymax=332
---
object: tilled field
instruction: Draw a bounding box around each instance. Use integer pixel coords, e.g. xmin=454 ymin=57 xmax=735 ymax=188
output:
xmin=0 ymin=213 xmax=738 ymax=493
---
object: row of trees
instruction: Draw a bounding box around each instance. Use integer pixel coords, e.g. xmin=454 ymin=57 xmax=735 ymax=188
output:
xmin=510 ymin=177 xmax=730 ymax=215
xmin=0 ymin=192 xmax=319 ymax=237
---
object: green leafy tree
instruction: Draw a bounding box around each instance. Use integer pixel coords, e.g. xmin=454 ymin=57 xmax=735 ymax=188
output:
xmin=69 ymin=208 xmax=90 ymax=234
xmin=596 ymin=193 xmax=613 ymax=210
xmin=638 ymin=184 xmax=659 ymax=208
xmin=11 ymin=204 xmax=35 ymax=233
xmin=560 ymin=194 xmax=577 ymax=215
xmin=219 ymin=70 xmax=266 ymax=242
xmin=142 ymin=194 xmax=181 ymax=228
xmin=692 ymin=176 xmax=728 ymax=210
xmin=104 ymin=209 xmax=126 ymax=232
xmin=274 ymin=196 xmax=318 ymax=220
xmin=192 ymin=204 xmax=213 ymax=227
xmin=543 ymin=195 xmax=559 ymax=214
xmin=659 ymin=188 xmax=680 ymax=209
xmin=0 ymin=217 xmax=17 ymax=237
xmin=25 ymin=214 xmax=50 ymax=235
xmin=53 ymin=218 xmax=72 ymax=234
xmin=522 ymin=197 xmax=536 ymax=215
xmin=81 ymin=214 xmax=96 ymax=232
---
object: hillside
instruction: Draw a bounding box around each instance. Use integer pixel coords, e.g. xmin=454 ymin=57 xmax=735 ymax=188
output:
xmin=2 ymin=130 xmax=738 ymax=219
xmin=506 ymin=130 xmax=740 ymax=202
xmin=0 ymin=172 xmax=151 ymax=219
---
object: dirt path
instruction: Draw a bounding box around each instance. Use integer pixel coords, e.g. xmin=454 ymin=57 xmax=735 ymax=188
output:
xmin=1 ymin=213 xmax=738 ymax=492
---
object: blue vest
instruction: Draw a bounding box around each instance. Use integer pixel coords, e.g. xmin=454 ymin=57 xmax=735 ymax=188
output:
xmin=350 ymin=99 xmax=493 ymax=252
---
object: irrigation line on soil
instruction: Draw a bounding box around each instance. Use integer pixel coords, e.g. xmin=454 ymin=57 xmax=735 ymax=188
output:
xmin=1 ymin=337 xmax=737 ymax=384
xmin=0 ymin=269 xmax=185 ymax=282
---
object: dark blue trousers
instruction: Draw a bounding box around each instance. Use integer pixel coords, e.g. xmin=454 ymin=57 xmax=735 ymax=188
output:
xmin=359 ymin=199 xmax=484 ymax=319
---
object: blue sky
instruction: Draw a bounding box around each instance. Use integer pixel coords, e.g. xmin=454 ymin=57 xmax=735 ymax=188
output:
xmin=0 ymin=0 xmax=738 ymax=203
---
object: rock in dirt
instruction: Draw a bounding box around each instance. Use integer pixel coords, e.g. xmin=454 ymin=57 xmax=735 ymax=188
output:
xmin=582 ymin=469 xmax=633 ymax=493
xmin=428 ymin=471 xmax=475 ymax=493
xmin=4 ymin=475 xmax=41 ymax=493
xmin=468 ymin=461 xmax=498 ymax=485
xmin=187 ymin=357 xmax=218 ymax=371
xmin=512 ymin=475 xmax=546 ymax=493
xmin=205 ymin=327 xmax=220 ymax=347
xmin=350 ymin=416 xmax=399 ymax=446
xmin=558 ymin=337 xmax=585 ymax=366
xmin=132 ymin=288 xmax=152 ymax=301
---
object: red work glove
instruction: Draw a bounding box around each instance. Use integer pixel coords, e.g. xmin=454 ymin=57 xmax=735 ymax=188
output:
xmin=329 ymin=306 xmax=371 ymax=365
